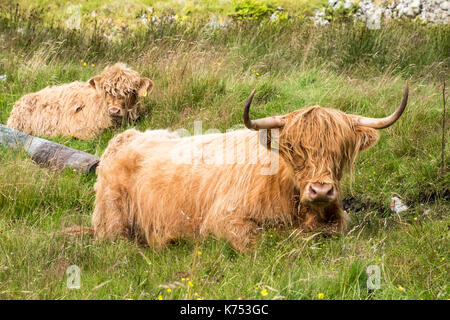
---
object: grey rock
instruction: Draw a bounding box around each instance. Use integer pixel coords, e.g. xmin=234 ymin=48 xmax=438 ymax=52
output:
xmin=314 ymin=0 xmax=449 ymax=26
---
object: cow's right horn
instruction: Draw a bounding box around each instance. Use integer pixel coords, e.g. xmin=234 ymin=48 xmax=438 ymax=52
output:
xmin=243 ymin=90 xmax=285 ymax=130
xmin=353 ymin=81 xmax=409 ymax=129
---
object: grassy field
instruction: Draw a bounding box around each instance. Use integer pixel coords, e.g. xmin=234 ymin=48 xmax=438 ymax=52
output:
xmin=0 ymin=1 xmax=449 ymax=300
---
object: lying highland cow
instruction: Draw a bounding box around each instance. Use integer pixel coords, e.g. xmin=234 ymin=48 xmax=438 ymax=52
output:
xmin=92 ymin=82 xmax=408 ymax=252
xmin=7 ymin=63 xmax=154 ymax=139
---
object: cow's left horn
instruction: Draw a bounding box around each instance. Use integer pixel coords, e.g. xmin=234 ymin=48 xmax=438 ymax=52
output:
xmin=354 ymin=81 xmax=409 ymax=129
xmin=243 ymin=90 xmax=285 ymax=130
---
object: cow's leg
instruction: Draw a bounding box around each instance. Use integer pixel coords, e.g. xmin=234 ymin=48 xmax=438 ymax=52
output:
xmin=298 ymin=211 xmax=321 ymax=233
xmin=228 ymin=217 xmax=259 ymax=252
xmin=92 ymin=186 xmax=131 ymax=240
xmin=205 ymin=215 xmax=259 ymax=252
xmin=144 ymin=228 xmax=175 ymax=249
xmin=295 ymin=204 xmax=348 ymax=234
xmin=92 ymin=129 xmax=144 ymax=240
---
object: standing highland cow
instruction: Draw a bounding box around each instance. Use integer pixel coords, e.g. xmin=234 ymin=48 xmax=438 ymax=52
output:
xmin=92 ymin=83 xmax=408 ymax=252
xmin=7 ymin=63 xmax=154 ymax=139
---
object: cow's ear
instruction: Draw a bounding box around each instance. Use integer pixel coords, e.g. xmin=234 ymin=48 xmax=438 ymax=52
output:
xmin=89 ymin=76 xmax=102 ymax=89
xmin=355 ymin=126 xmax=379 ymax=151
xmin=137 ymin=78 xmax=154 ymax=97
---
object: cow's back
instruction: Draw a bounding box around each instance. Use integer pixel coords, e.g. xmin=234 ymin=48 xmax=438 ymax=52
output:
xmin=7 ymin=82 xmax=108 ymax=138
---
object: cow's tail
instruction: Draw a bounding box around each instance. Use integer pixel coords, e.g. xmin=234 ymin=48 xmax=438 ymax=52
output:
xmin=55 ymin=226 xmax=94 ymax=237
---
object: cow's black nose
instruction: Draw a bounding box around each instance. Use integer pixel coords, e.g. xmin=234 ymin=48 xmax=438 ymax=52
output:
xmin=308 ymin=183 xmax=335 ymax=202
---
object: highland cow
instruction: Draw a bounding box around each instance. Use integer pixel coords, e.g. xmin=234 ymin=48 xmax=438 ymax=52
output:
xmin=92 ymin=82 xmax=408 ymax=251
xmin=7 ymin=63 xmax=154 ymax=139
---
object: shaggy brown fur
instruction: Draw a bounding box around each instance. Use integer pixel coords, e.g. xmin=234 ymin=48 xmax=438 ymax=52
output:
xmin=7 ymin=63 xmax=154 ymax=139
xmin=92 ymin=107 xmax=379 ymax=252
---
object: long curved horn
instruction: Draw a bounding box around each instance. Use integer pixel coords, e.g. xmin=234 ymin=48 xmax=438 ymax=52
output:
xmin=243 ymin=90 xmax=285 ymax=130
xmin=354 ymin=81 xmax=409 ymax=129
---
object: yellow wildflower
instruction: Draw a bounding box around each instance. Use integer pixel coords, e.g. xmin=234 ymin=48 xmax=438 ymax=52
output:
xmin=261 ymin=288 xmax=268 ymax=296
xmin=158 ymin=295 xmax=163 ymax=300
xmin=167 ymin=288 xmax=172 ymax=293
xmin=318 ymin=293 xmax=325 ymax=299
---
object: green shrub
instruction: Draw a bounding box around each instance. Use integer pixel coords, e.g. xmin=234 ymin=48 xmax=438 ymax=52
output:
xmin=232 ymin=0 xmax=277 ymax=21
xmin=324 ymin=0 xmax=360 ymax=22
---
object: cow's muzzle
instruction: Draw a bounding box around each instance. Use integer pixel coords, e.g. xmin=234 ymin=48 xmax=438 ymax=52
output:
xmin=305 ymin=182 xmax=336 ymax=205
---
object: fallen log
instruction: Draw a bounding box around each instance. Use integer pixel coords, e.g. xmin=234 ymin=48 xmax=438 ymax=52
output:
xmin=0 ymin=124 xmax=100 ymax=174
